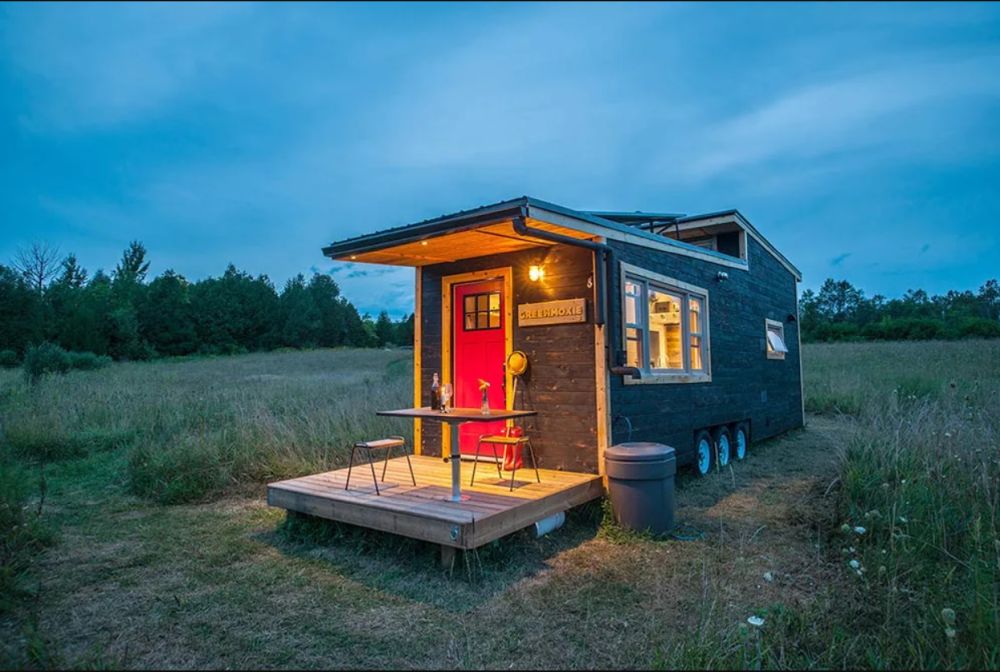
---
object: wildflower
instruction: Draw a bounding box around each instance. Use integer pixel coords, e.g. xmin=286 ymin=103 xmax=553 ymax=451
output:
xmin=840 ymin=523 xmax=851 ymax=534
xmin=898 ymin=516 xmax=908 ymax=524
xmin=854 ymin=526 xmax=866 ymax=535
xmin=881 ymin=483 xmax=889 ymax=489
xmin=849 ymin=559 xmax=860 ymax=570
xmin=901 ymin=479 xmax=907 ymax=485
xmin=941 ymin=608 xmax=956 ymax=626
xmin=849 ymin=546 xmax=856 ymax=553
xmin=747 ymin=615 xmax=765 ymax=627
xmin=878 ymin=565 xmax=886 ymax=574
xmin=763 ymin=571 xmax=774 ymax=583
xmin=944 ymin=432 xmax=952 ymax=439
xmin=946 ymin=627 xmax=957 ymax=639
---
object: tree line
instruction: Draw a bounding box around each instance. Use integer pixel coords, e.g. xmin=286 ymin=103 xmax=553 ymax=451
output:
xmin=0 ymin=241 xmax=414 ymax=363
xmin=799 ymin=278 xmax=1000 ymax=342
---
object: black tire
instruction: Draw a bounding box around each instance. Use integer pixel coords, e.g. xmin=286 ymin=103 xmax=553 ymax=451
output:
xmin=694 ymin=429 xmax=713 ymax=477
xmin=713 ymin=426 xmax=732 ymax=468
xmin=732 ymin=421 xmax=750 ymax=461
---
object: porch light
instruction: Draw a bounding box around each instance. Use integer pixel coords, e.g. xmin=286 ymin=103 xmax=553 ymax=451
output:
xmin=529 ymin=265 xmax=545 ymax=282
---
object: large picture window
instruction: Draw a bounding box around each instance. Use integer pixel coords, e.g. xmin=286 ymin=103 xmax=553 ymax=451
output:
xmin=621 ymin=264 xmax=710 ymax=381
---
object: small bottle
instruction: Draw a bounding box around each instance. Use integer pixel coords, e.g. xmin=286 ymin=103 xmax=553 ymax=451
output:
xmin=430 ymin=373 xmax=440 ymax=410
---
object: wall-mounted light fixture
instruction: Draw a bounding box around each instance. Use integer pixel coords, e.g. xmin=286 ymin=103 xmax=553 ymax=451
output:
xmin=528 ymin=265 xmax=545 ymax=282
xmin=716 ymin=271 xmax=729 ymax=282
xmin=787 ymin=313 xmax=797 ymax=323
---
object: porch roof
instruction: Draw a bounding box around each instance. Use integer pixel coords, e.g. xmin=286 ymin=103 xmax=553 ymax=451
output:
xmin=322 ymin=195 xmax=802 ymax=279
xmin=321 ymin=196 xmax=604 ymax=267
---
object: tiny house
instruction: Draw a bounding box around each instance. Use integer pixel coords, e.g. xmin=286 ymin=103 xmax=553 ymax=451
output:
xmin=322 ymin=196 xmax=804 ymax=477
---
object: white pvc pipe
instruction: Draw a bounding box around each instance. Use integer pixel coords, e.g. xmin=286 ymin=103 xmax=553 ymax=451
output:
xmin=534 ymin=511 xmax=566 ymax=538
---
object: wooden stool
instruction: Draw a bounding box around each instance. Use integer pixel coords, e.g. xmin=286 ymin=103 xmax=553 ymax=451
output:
xmin=345 ymin=435 xmax=415 ymax=495
xmin=470 ymin=432 xmax=540 ymax=491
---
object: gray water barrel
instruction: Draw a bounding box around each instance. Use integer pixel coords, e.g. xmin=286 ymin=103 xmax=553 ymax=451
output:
xmin=605 ymin=442 xmax=676 ymax=536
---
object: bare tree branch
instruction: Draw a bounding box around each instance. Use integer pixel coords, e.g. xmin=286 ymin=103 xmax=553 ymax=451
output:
xmin=12 ymin=242 xmax=62 ymax=293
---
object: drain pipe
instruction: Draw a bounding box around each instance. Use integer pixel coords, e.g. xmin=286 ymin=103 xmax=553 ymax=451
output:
xmin=512 ymin=211 xmax=641 ymax=379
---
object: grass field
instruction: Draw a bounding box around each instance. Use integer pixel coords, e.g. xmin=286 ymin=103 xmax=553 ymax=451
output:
xmin=1 ymin=341 xmax=998 ymax=669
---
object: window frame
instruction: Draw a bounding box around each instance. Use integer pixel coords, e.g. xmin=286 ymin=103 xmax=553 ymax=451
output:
xmin=462 ymin=291 xmax=502 ymax=332
xmin=619 ymin=262 xmax=711 ymax=385
xmin=765 ymin=318 xmax=788 ymax=360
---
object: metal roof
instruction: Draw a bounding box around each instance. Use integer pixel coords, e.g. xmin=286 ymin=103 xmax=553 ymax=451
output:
xmin=322 ymin=195 xmax=801 ymax=280
xmin=581 ymin=210 xmax=685 ymax=223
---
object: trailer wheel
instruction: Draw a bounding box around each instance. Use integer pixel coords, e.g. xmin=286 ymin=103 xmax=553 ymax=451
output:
xmin=694 ymin=429 xmax=713 ymax=476
xmin=733 ymin=422 xmax=750 ymax=461
xmin=714 ymin=426 xmax=732 ymax=468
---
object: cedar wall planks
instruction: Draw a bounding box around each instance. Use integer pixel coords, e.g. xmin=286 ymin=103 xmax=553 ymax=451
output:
xmin=419 ymin=244 xmax=601 ymax=472
xmin=607 ymin=234 xmax=804 ymax=468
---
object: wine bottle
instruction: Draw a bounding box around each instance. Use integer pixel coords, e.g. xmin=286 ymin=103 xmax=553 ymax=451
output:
xmin=430 ymin=372 xmax=440 ymax=410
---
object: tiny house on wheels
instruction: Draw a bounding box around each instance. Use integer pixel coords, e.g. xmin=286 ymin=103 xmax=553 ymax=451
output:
xmin=267 ymin=195 xmax=803 ymax=558
xmin=324 ymin=196 xmax=804 ymax=476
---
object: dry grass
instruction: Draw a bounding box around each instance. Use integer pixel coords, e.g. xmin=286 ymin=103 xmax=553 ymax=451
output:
xmin=1 ymin=348 xmax=412 ymax=502
xmin=1 ymin=342 xmax=997 ymax=669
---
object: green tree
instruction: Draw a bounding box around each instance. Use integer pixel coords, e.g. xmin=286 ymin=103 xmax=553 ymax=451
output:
xmin=111 ymin=241 xmax=150 ymax=307
xmin=279 ymin=274 xmax=321 ymax=348
xmin=0 ymin=265 xmax=43 ymax=354
xmin=190 ymin=264 xmax=280 ymax=353
xmin=976 ymin=279 xmax=999 ymax=320
xmin=375 ymin=310 xmax=394 ymax=347
xmin=394 ymin=313 xmax=415 ymax=347
xmin=138 ymin=271 xmax=198 ymax=356
xmin=308 ymin=273 xmax=347 ymax=347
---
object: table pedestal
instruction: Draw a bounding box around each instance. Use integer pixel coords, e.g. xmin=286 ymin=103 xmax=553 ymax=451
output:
xmin=444 ymin=420 xmax=466 ymax=502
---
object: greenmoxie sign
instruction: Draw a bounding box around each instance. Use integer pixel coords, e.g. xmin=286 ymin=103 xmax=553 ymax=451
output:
xmin=517 ymin=298 xmax=587 ymax=327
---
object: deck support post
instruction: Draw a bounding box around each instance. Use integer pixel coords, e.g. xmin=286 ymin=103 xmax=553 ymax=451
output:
xmin=440 ymin=545 xmax=457 ymax=571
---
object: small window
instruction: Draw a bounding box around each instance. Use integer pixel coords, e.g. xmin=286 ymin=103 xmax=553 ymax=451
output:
xmin=463 ymin=292 xmax=501 ymax=331
xmin=765 ymin=319 xmax=788 ymax=360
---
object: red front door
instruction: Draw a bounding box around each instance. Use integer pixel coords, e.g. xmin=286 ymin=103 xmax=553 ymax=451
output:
xmin=453 ymin=279 xmax=507 ymax=454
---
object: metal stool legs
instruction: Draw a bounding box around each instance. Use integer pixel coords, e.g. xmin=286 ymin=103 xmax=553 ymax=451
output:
xmin=345 ymin=436 xmax=414 ymax=495
xmin=345 ymin=444 xmax=381 ymax=495
xmin=381 ymin=437 xmax=416 ymax=487
xmin=507 ymin=438 xmax=541 ymax=492
xmin=470 ymin=436 xmax=504 ymax=486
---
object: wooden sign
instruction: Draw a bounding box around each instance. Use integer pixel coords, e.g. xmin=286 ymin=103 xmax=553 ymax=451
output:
xmin=517 ymin=298 xmax=587 ymax=327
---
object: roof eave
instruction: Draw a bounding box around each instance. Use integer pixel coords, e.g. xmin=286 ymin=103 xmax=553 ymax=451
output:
xmin=322 ymin=198 xmax=529 ymax=259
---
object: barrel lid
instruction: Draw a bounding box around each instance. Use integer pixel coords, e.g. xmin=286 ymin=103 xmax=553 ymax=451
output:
xmin=606 ymin=442 xmax=675 ymax=462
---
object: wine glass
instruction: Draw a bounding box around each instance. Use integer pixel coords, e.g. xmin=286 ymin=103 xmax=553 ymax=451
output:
xmin=440 ymin=383 xmax=453 ymax=413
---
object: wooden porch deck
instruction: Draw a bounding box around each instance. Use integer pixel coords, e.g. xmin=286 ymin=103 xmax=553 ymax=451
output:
xmin=267 ymin=456 xmax=603 ymax=550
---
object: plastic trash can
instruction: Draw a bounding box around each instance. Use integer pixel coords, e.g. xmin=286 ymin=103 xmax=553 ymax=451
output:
xmin=605 ymin=442 xmax=676 ymax=535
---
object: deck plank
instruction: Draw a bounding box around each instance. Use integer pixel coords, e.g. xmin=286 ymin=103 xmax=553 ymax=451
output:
xmin=267 ymin=456 xmax=603 ymax=549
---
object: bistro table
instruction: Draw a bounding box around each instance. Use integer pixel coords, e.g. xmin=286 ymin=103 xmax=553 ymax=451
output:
xmin=376 ymin=407 xmax=538 ymax=502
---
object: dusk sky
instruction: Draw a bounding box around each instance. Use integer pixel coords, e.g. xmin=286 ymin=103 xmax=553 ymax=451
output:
xmin=2 ymin=2 xmax=999 ymax=318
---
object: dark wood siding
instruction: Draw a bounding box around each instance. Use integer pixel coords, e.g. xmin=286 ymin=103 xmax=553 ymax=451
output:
xmin=607 ymin=235 xmax=803 ymax=467
xmin=419 ymin=244 xmax=600 ymax=472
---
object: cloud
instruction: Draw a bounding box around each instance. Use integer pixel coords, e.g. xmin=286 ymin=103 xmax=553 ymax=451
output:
xmin=831 ymin=252 xmax=852 ymax=267
xmin=1 ymin=3 xmax=261 ymax=131
xmin=920 ymin=243 xmax=931 ymax=254
xmin=678 ymin=51 xmax=1000 ymax=182
xmin=2 ymin=2 xmax=998 ymax=310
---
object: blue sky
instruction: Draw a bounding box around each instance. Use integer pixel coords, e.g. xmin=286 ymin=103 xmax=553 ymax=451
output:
xmin=2 ymin=2 xmax=999 ymax=318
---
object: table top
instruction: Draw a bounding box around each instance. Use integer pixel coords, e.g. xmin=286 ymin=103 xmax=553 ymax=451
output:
xmin=377 ymin=407 xmax=537 ymax=422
